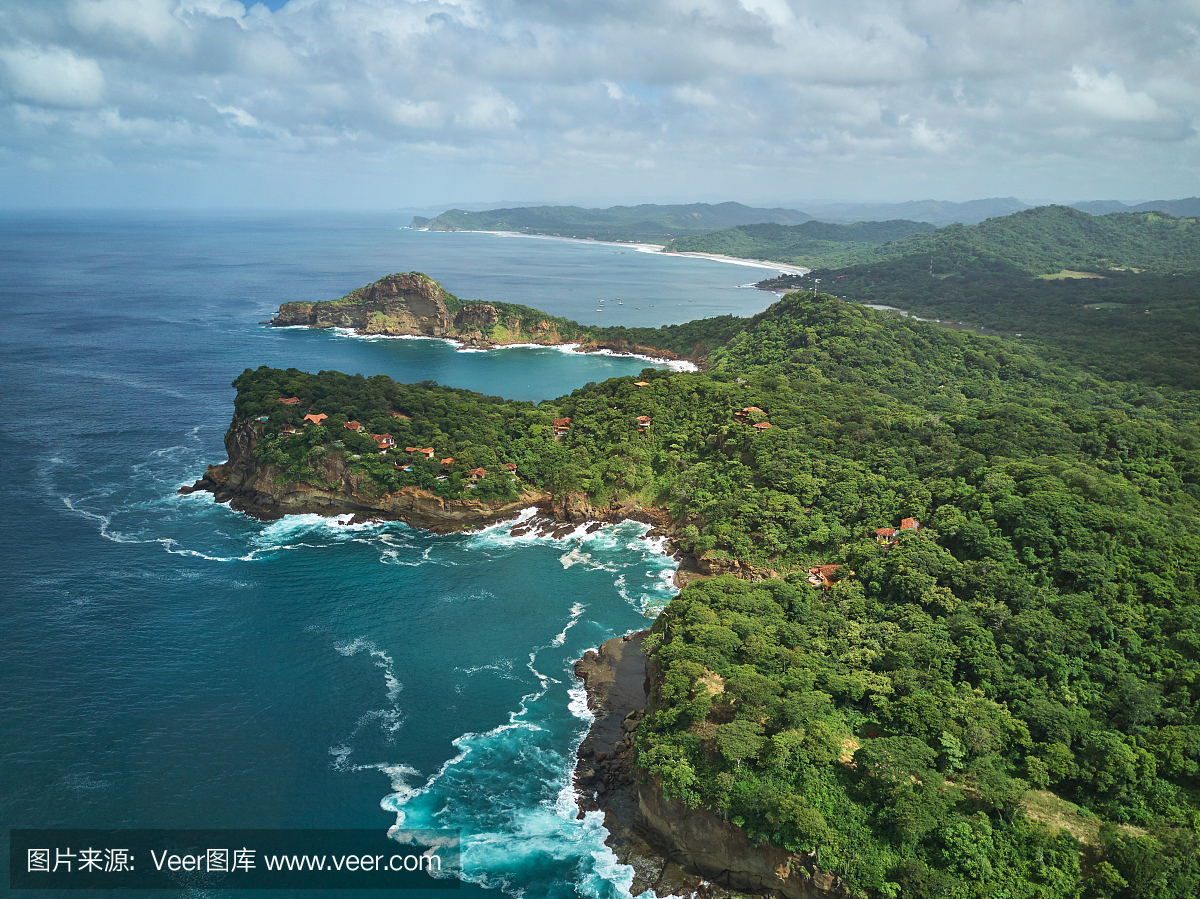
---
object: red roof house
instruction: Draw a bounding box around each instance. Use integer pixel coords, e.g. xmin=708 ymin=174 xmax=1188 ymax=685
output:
xmin=343 ymin=420 xmax=363 ymax=432
xmin=371 ymin=434 xmax=395 ymax=449
xmin=303 ymin=413 xmax=327 ymax=425
xmin=278 ymin=397 xmax=300 ymax=405
xmin=900 ymin=517 xmax=920 ymax=531
xmin=753 ymin=422 xmax=773 ymax=431
xmin=806 ymin=564 xmax=851 ymax=589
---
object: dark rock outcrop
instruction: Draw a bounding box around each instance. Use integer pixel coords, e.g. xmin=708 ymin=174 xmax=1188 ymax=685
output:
xmin=270 ymin=272 xmax=453 ymax=337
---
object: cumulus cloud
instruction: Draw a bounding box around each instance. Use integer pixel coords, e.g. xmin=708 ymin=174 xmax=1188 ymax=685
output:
xmin=0 ymin=0 xmax=1195 ymax=207
xmin=1 ymin=44 xmax=105 ymax=107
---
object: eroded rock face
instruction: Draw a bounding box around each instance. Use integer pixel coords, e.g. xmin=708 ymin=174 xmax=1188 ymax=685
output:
xmin=635 ymin=781 xmax=852 ymax=899
xmin=453 ymin=304 xmax=501 ymax=330
xmin=270 ymin=273 xmax=452 ymax=337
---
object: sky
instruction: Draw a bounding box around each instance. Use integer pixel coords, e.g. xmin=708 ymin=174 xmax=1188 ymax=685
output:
xmin=0 ymin=0 xmax=1196 ymax=210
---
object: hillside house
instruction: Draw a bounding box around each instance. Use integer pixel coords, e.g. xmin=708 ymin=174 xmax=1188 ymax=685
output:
xmin=405 ymin=446 xmax=434 ymax=459
xmin=469 ymin=468 xmax=487 ymax=481
xmin=553 ymin=417 xmax=571 ymax=439
xmin=636 ymin=415 xmax=652 ymax=432
xmin=634 ymin=381 xmax=650 ymax=387
xmin=343 ymin=420 xmax=363 ymax=432
xmin=900 ymin=517 xmax=921 ymax=531
xmin=504 ymin=462 xmax=517 ymax=472
xmin=807 ymin=564 xmax=851 ymax=590
xmin=303 ymin=413 xmax=328 ymax=426
xmin=875 ymin=527 xmax=897 ymax=545
xmin=753 ymin=422 xmax=773 ymax=432
xmin=734 ymin=406 xmax=764 ymax=423
xmin=372 ymin=434 xmax=395 ymax=450
xmin=277 ymin=397 xmax=300 ymax=406
xmin=441 ymin=457 xmax=455 ymax=467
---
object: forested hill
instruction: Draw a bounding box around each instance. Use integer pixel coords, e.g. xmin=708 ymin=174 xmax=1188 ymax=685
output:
xmin=411 ymin=202 xmax=813 ymax=242
xmin=666 ymin=219 xmax=938 ymax=268
xmin=227 ymin=291 xmax=1200 ymax=897
xmin=873 ymin=205 xmax=1200 ymax=277
xmin=784 ymin=207 xmax=1200 ymax=390
xmin=671 ymin=205 xmax=1200 ymax=274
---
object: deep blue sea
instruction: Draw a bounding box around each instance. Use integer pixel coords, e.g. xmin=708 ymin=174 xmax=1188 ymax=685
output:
xmin=0 ymin=213 xmax=785 ymax=898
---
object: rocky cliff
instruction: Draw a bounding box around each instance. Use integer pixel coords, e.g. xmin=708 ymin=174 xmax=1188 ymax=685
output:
xmin=181 ymin=416 xmax=542 ymax=532
xmin=270 ymin=272 xmax=453 ymax=337
xmin=269 ymin=272 xmax=693 ymax=362
xmin=572 ymin=632 xmax=853 ymax=899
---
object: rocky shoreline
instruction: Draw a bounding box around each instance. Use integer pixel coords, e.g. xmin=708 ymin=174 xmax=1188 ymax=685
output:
xmin=573 ymin=637 xmax=852 ymax=899
xmin=267 ymin=270 xmax=696 ymax=365
xmin=573 ymin=632 xmax=731 ymax=899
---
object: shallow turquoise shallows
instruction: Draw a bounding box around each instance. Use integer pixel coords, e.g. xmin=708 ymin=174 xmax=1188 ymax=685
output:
xmin=0 ymin=213 xmax=784 ymax=899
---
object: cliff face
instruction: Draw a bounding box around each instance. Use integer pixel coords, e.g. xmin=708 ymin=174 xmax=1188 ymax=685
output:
xmin=183 ymin=417 xmax=542 ymax=532
xmin=573 ymin=634 xmax=853 ymax=899
xmin=270 ymin=272 xmax=453 ymax=337
xmin=633 ymin=651 xmax=853 ymax=899
xmin=635 ymin=780 xmax=852 ymax=899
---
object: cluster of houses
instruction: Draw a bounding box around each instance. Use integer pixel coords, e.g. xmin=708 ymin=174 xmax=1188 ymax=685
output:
xmin=805 ymin=518 xmax=921 ymax=590
xmin=875 ymin=518 xmax=920 ymax=544
xmin=734 ymin=406 xmax=773 ymax=432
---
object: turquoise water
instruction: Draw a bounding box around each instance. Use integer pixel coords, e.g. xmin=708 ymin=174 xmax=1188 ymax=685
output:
xmin=0 ymin=214 xmax=782 ymax=897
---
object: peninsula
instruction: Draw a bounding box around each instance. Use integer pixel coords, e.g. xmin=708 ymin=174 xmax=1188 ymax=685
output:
xmin=269 ymin=270 xmax=738 ymax=364
xmin=194 ymin=284 xmax=1200 ymax=899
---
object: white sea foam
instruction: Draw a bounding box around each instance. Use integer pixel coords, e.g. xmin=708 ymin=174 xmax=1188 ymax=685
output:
xmin=333 ymin=639 xmax=404 ymax=737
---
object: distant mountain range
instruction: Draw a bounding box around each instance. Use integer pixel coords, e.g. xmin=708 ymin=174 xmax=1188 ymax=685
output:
xmin=1068 ymin=198 xmax=1200 ymax=217
xmin=410 ymin=197 xmax=1200 ymax=242
xmin=411 ymin=202 xmax=814 ymax=242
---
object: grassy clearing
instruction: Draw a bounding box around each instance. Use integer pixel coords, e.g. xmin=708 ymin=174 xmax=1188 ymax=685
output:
xmin=1022 ymin=790 xmax=1146 ymax=847
xmin=1039 ymin=270 xmax=1109 ymax=280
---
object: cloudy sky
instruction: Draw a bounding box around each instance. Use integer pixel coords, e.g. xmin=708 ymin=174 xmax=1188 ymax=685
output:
xmin=1 ymin=0 xmax=1196 ymax=210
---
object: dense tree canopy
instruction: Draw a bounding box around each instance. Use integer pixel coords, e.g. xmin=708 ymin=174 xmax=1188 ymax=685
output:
xmin=232 ymin=288 xmax=1200 ymax=898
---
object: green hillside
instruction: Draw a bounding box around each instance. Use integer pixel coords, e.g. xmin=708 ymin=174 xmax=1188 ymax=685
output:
xmin=667 ymin=219 xmax=938 ymax=267
xmin=233 ymin=289 xmax=1200 ymax=898
xmin=413 ymin=202 xmax=812 ymax=242
xmin=677 ymin=206 xmax=1200 ymax=275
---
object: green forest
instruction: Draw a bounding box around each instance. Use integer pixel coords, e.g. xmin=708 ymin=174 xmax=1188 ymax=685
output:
xmin=688 ymin=206 xmax=1200 ymax=390
xmin=667 ymin=219 xmax=938 ymax=268
xmin=412 ymin=201 xmax=812 ymax=242
xmin=673 ymin=206 xmax=1200 ymax=275
xmin=232 ymin=286 xmax=1200 ymax=898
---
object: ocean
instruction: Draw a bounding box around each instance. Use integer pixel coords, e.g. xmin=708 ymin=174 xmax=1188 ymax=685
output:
xmin=0 ymin=212 xmax=785 ymax=898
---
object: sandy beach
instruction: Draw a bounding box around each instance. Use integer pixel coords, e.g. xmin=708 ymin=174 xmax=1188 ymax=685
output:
xmin=413 ymin=227 xmax=809 ymax=277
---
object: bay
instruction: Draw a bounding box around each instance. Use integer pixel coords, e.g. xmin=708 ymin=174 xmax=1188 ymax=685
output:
xmin=0 ymin=213 xmax=783 ymax=898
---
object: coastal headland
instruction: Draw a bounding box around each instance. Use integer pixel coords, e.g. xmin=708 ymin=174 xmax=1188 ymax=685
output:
xmin=268 ymin=270 xmax=698 ymax=363
xmin=187 ymin=267 xmax=1200 ymax=899
xmin=573 ymin=633 xmax=852 ymax=899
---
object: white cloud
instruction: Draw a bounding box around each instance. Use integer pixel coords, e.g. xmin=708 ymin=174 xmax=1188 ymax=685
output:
xmin=1067 ymin=66 xmax=1166 ymax=122
xmin=0 ymin=44 xmax=105 ymax=107
xmin=0 ymin=0 xmax=1196 ymax=206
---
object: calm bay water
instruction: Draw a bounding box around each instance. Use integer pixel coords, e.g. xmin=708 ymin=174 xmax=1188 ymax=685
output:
xmin=0 ymin=213 xmax=784 ymax=898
